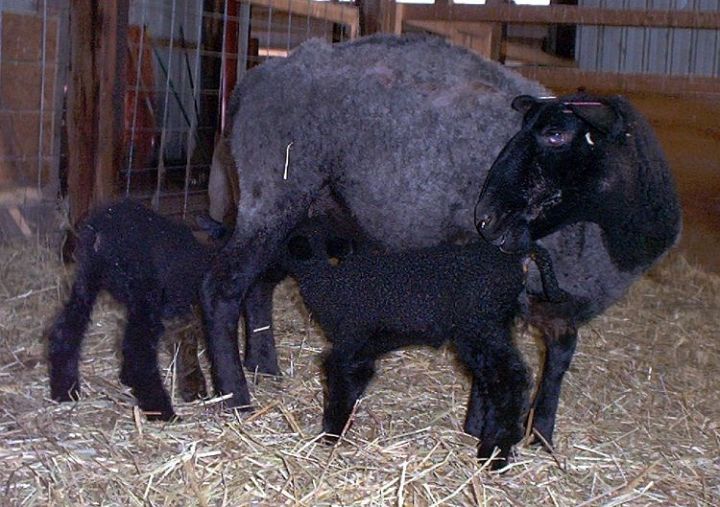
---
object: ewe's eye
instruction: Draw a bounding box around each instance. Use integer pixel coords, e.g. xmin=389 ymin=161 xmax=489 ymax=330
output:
xmin=540 ymin=128 xmax=573 ymax=147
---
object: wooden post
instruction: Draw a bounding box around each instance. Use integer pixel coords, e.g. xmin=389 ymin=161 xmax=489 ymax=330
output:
xmin=66 ymin=0 xmax=128 ymax=231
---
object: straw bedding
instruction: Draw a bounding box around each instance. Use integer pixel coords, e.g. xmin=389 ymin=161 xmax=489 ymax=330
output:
xmin=0 ymin=241 xmax=718 ymax=505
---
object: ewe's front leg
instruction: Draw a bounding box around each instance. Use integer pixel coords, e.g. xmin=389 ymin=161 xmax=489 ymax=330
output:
xmin=529 ymin=319 xmax=578 ymax=448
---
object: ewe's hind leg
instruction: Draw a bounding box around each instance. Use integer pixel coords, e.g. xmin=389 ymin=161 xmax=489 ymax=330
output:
xmin=530 ymin=321 xmax=577 ymax=447
xmin=321 ymin=346 xmax=376 ymax=440
xmin=119 ymin=297 xmax=175 ymax=420
xmin=242 ymin=278 xmax=280 ymax=376
xmin=455 ymin=330 xmax=530 ymax=470
xmin=48 ymin=264 xmax=101 ymax=402
xmin=201 ymin=191 xmax=315 ymax=408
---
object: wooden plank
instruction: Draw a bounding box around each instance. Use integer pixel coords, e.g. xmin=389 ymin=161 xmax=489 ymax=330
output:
xmin=516 ymin=67 xmax=720 ymax=96
xmin=246 ymin=0 xmax=360 ymax=30
xmin=401 ymin=4 xmax=720 ymax=30
xmin=404 ymin=19 xmax=501 ymax=60
xmin=67 ymin=0 xmax=127 ymax=230
xmin=96 ymin=1 xmax=128 ymax=205
xmin=66 ymin=0 xmax=98 ymax=227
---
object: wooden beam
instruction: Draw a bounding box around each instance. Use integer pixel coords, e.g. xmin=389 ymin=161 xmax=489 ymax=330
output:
xmin=96 ymin=1 xmax=128 ymax=205
xmin=67 ymin=0 xmax=128 ymax=229
xmin=404 ymin=19 xmax=501 ymax=60
xmin=516 ymin=67 xmax=720 ymax=96
xmin=401 ymin=4 xmax=720 ymax=30
xmin=246 ymin=0 xmax=360 ymax=32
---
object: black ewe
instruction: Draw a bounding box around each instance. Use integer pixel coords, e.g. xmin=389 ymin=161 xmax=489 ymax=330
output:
xmin=202 ymin=34 xmax=681 ymax=449
xmin=279 ymin=221 xmax=565 ymax=469
xmin=47 ymin=200 xmax=214 ymax=420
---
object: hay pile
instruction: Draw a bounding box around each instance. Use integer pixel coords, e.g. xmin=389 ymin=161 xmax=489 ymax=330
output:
xmin=0 ymin=241 xmax=718 ymax=505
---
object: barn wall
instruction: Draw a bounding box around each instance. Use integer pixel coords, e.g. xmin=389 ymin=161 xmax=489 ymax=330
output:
xmin=0 ymin=1 xmax=68 ymax=241
xmin=577 ymin=0 xmax=720 ymax=77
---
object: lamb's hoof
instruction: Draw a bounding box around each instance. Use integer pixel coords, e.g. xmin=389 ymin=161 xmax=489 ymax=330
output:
xmin=478 ymin=444 xmax=513 ymax=472
xmin=322 ymin=432 xmax=341 ymax=445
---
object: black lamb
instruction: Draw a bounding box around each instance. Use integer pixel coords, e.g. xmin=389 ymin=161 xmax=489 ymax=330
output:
xmin=279 ymin=220 xmax=565 ymax=469
xmin=47 ymin=199 xmax=212 ymax=420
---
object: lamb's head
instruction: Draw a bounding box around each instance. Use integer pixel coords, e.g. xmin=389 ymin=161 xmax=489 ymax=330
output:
xmin=474 ymin=93 xmax=627 ymax=253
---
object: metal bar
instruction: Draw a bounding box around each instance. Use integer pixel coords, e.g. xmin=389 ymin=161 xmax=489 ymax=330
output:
xmin=154 ymin=0 xmax=178 ymax=211
xmin=183 ymin=0 xmax=204 ymax=218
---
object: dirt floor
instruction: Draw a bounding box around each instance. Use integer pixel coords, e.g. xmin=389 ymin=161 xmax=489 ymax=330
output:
xmin=0 ymin=238 xmax=718 ymax=505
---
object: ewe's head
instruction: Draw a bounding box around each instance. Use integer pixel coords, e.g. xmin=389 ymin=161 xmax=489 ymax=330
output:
xmin=475 ymin=93 xmax=628 ymax=253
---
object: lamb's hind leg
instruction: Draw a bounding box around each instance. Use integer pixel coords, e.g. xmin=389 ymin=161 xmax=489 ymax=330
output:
xmin=119 ymin=293 xmax=175 ymax=421
xmin=242 ymin=276 xmax=281 ymax=376
xmin=48 ymin=263 xmax=101 ymax=402
xmin=170 ymin=320 xmax=208 ymax=402
xmin=456 ymin=328 xmax=530 ymax=470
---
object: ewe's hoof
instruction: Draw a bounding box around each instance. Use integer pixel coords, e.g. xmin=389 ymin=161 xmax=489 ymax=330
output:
xmin=529 ymin=435 xmax=555 ymax=452
xmin=51 ymin=387 xmax=81 ymax=403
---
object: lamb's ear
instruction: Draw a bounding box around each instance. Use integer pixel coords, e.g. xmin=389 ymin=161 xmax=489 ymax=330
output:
xmin=196 ymin=214 xmax=228 ymax=240
xmin=511 ymin=95 xmax=538 ymax=114
xmin=568 ymin=101 xmax=619 ymax=135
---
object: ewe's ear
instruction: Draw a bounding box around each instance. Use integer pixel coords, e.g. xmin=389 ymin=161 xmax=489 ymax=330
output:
xmin=511 ymin=95 xmax=538 ymax=114
xmin=568 ymin=101 xmax=619 ymax=134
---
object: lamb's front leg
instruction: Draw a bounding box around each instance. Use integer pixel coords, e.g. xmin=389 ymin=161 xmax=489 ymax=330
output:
xmin=48 ymin=263 xmax=101 ymax=402
xmin=120 ymin=298 xmax=175 ymax=421
xmin=321 ymin=346 xmax=376 ymax=440
xmin=456 ymin=329 xmax=530 ymax=470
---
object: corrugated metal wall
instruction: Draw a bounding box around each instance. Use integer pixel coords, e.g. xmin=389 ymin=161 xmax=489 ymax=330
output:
xmin=577 ymin=0 xmax=720 ymax=76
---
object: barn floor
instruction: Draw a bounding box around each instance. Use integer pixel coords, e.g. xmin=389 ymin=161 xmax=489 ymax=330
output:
xmin=0 ymin=240 xmax=718 ymax=505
